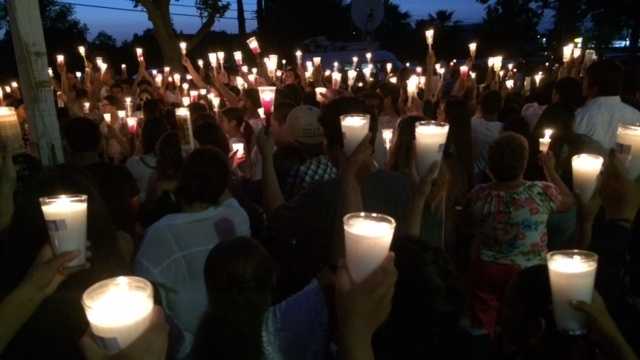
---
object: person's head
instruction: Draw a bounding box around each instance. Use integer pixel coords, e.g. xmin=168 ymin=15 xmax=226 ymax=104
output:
xmin=283 ymin=69 xmax=301 ymax=86
xmin=271 ymin=101 xmax=297 ymax=145
xmin=221 ymin=107 xmax=254 ymax=151
xmin=444 ymin=97 xmax=473 ymax=187
xmin=584 ymin=59 xmax=624 ymax=99
xmin=63 ymin=117 xmax=101 ymax=154
xmin=378 ymin=82 xmax=401 ymax=115
xmin=141 ymin=117 xmax=169 ymax=155
xmin=189 ymin=102 xmax=209 ymax=121
xmin=279 ymin=84 xmax=304 ymax=105
xmin=193 ymin=237 xmax=275 ymax=360
xmin=285 ymin=105 xmax=325 ymax=148
xmin=100 ymin=95 xmax=123 ymax=114
xmin=318 ymin=96 xmax=370 ymax=160
xmin=535 ymin=103 xmax=575 ymax=140
xmin=194 ymin=121 xmax=230 ymax=155
xmin=387 ymin=115 xmax=423 ymax=174
xmin=176 ymin=147 xmax=230 ymax=208
xmin=552 ymin=77 xmax=583 ymax=110
xmin=361 ymin=90 xmax=384 ymax=116
xmin=142 ymin=99 xmax=165 ymax=121
xmin=480 ymin=90 xmax=502 ymax=120
xmin=488 ymin=132 xmax=529 ymax=182
xmin=241 ymin=88 xmax=261 ymax=111
xmin=110 ymin=83 xmax=124 ymax=100
xmin=155 ymin=131 xmax=183 ymax=181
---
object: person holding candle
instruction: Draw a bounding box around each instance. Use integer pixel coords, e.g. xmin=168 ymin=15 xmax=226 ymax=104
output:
xmin=471 ymin=90 xmax=504 ymax=182
xmin=467 ymin=132 xmax=575 ymax=335
xmin=135 ymin=147 xmax=250 ymax=357
xmin=126 ymin=117 xmax=169 ymax=202
xmin=219 ymin=107 xmax=255 ymax=178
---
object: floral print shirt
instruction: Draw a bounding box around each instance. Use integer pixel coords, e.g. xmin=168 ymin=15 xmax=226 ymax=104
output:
xmin=468 ymin=181 xmax=560 ymax=268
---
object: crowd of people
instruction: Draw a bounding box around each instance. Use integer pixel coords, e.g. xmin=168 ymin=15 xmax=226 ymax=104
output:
xmin=0 ymin=35 xmax=639 ymax=360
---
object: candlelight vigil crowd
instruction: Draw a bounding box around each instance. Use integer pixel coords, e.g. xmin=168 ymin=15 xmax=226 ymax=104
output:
xmin=1 ymin=29 xmax=640 ymax=360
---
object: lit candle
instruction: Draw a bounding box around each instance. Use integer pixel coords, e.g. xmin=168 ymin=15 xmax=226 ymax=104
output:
xmin=56 ymin=54 xmax=65 ymax=65
xmin=539 ymin=129 xmax=553 ymax=153
xmin=257 ymin=108 xmax=265 ymax=120
xmin=415 ymin=121 xmax=449 ymax=177
xmin=39 ymin=195 xmax=88 ymax=268
xmin=331 ymin=72 xmax=342 ymax=90
xmin=0 ymin=107 xmax=25 ymax=155
xmin=126 ymin=117 xmax=138 ymax=135
xmin=208 ymin=53 xmax=217 ymax=68
xmin=82 ymin=276 xmax=154 ymax=353
xmin=150 ymin=69 xmax=158 ymax=77
xmin=343 ymin=212 xmax=396 ymax=282
xmin=163 ymin=66 xmax=170 ymax=75
xmin=534 ymin=72 xmax=544 ymax=87
xmin=416 ymin=66 xmax=423 ymax=75
xmin=468 ymin=42 xmax=477 ymax=58
xmin=493 ymin=56 xmax=503 ymax=72
xmin=386 ymin=62 xmax=392 ymax=74
xmin=258 ymin=86 xmax=277 ymax=117
xmin=175 ymin=107 xmax=194 ymax=151
xmin=406 ymin=75 xmax=419 ymax=107
xmin=135 ymin=47 xmax=144 ymax=62
xmin=616 ymin=124 xmax=640 ymax=179
xmin=547 ymin=250 xmax=598 ymax=335
xmin=208 ymin=93 xmax=221 ymax=112
xmin=324 ymin=69 xmax=331 ymax=78
xmin=246 ymin=36 xmax=261 ymax=55
xmin=117 ymin=110 xmax=126 ymax=124
xmin=241 ymin=65 xmax=249 ymax=73
xmin=296 ymin=50 xmax=303 ymax=65
xmin=340 ymin=114 xmax=370 ymax=156
xmin=76 ymin=72 xmax=82 ymax=81
xmin=313 ymin=57 xmax=322 ymax=67
xmin=231 ymin=141 xmax=245 ymax=157
xmin=347 ymin=70 xmax=357 ymax=89
xmin=154 ymin=74 xmax=163 ymax=88
xmin=572 ymin=154 xmax=604 ymax=201
xmin=470 ymin=72 xmax=476 ymax=80
xmin=78 ymin=45 xmax=86 ymax=58
xmin=389 ymin=76 xmax=398 ymax=84
xmin=315 ymin=87 xmax=328 ymax=103
xmin=562 ymin=43 xmax=574 ymax=63
xmin=333 ymin=61 xmax=339 ymax=72
xmin=48 ymin=67 xmax=53 ymax=78
xmin=217 ymin=51 xmax=225 ymax=66
xmin=362 ymin=66 xmax=372 ymax=82
xmin=173 ymin=73 xmax=181 ymax=86
xmin=505 ymin=79 xmax=514 ymax=90
xmin=574 ymin=37 xmax=583 ymax=48
xmin=124 ymin=97 xmax=133 ymax=117
xmin=366 ymin=52 xmax=372 ymax=64
xmin=82 ymin=101 xmax=91 ymax=114
xmin=179 ymin=41 xmax=187 ymax=55
xmin=352 ymin=56 xmax=358 ymax=68
xmin=181 ymin=97 xmax=190 ymax=107
xmin=199 ymin=88 xmax=207 ymax=96
xmin=382 ymin=128 xmax=393 ymax=151
xmin=233 ymin=51 xmax=243 ymax=65
xmin=103 ymin=113 xmax=112 ymax=125
xmin=189 ymin=90 xmax=199 ymax=103
xmin=425 ymin=28 xmax=435 ymax=47
xmin=121 ymin=64 xmax=127 ymax=78
xmin=459 ymin=65 xmax=469 ymax=79
xmin=507 ymin=63 xmax=514 ymax=71
xmin=572 ymin=48 xmax=582 ymax=59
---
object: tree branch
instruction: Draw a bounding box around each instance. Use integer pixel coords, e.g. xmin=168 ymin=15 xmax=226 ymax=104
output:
xmin=189 ymin=15 xmax=215 ymax=50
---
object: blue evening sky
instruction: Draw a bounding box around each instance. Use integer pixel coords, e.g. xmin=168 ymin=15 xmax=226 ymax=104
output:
xmin=70 ymin=0 xmax=488 ymax=42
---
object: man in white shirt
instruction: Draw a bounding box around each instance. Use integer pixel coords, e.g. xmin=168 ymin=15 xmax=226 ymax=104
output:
xmin=134 ymin=148 xmax=250 ymax=357
xmin=574 ymin=59 xmax=640 ymax=149
xmin=472 ymin=90 xmax=503 ymax=180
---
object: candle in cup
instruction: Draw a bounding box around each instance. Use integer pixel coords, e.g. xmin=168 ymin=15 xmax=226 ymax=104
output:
xmin=468 ymin=42 xmax=477 ymax=58
xmin=295 ymin=50 xmax=303 ymax=65
xmin=340 ymin=114 xmax=370 ymax=156
xmin=547 ymin=250 xmax=598 ymax=335
xmin=231 ymin=141 xmax=245 ymax=157
xmin=78 ymin=46 xmax=86 ymax=58
xmin=382 ymin=128 xmax=393 ymax=151
xmin=460 ymin=65 xmax=469 ymax=78
xmin=258 ymin=86 xmax=276 ymax=116
xmin=246 ymin=37 xmax=260 ymax=55
xmin=352 ymin=56 xmax=358 ymax=68
xmin=366 ymin=52 xmax=372 ymax=63
xmin=331 ymin=72 xmax=342 ymax=89
xmin=0 ymin=107 xmax=24 ymax=155
xmin=313 ymin=57 xmax=322 ymax=67
xmin=103 ymin=113 xmax=112 ymax=125
xmin=175 ymin=107 xmax=194 ymax=151
xmin=126 ymin=117 xmax=138 ymax=135
xmin=190 ymin=90 xmax=199 ymax=103
xmin=534 ymin=72 xmax=543 ymax=87
xmin=117 ymin=110 xmax=126 ymax=124
xmin=616 ymin=124 xmax=640 ymax=179
xmin=415 ymin=121 xmax=449 ymax=177
xmin=539 ymin=129 xmax=553 ymax=153
xmin=347 ymin=70 xmax=357 ymax=88
xmin=39 ymin=195 xmax=88 ymax=268
xmin=82 ymin=102 xmax=91 ymax=114
xmin=425 ymin=28 xmax=435 ymax=46
xmin=386 ymin=62 xmax=392 ymax=74
xmin=82 ymin=276 xmax=154 ymax=353
xmin=233 ymin=51 xmax=243 ymax=65
xmin=315 ymin=87 xmax=328 ymax=103
xmin=56 ymin=54 xmax=65 ymax=65
xmin=124 ymin=97 xmax=132 ymax=117
xmin=562 ymin=43 xmax=574 ymax=63
xmin=76 ymin=72 xmax=82 ymax=81
xmin=135 ymin=48 xmax=144 ymax=62
xmin=572 ymin=154 xmax=604 ymax=201
xmin=179 ymin=41 xmax=187 ymax=55
xmin=343 ymin=212 xmax=396 ymax=282
xmin=217 ymin=51 xmax=225 ymax=66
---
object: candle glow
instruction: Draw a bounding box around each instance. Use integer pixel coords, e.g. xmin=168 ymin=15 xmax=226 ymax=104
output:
xmin=344 ymin=212 xmax=396 ymax=282
xmin=340 ymin=114 xmax=370 ymax=156
xmin=39 ymin=194 xmax=88 ymax=268
xmin=572 ymin=154 xmax=604 ymax=201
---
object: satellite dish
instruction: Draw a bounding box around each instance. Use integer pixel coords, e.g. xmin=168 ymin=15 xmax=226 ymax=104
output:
xmin=351 ymin=0 xmax=384 ymax=33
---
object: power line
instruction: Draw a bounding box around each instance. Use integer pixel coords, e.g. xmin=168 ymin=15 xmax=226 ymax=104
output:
xmin=60 ymin=1 xmax=256 ymax=20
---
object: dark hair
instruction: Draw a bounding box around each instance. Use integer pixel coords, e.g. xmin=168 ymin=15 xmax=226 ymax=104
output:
xmin=272 ymin=101 xmax=297 ymax=126
xmin=103 ymin=94 xmax=123 ymax=109
xmin=141 ymin=117 xmax=169 ymax=155
xmin=63 ymin=117 xmax=101 ymax=153
xmin=142 ymin=99 xmax=165 ymax=120
xmin=177 ymin=147 xmax=230 ymax=206
xmin=554 ymin=77 xmax=583 ymax=111
xmin=378 ymin=82 xmax=402 ymax=115
xmin=279 ymin=84 xmax=304 ymax=105
xmin=194 ymin=121 xmax=231 ymax=155
xmin=488 ymin=132 xmax=529 ymax=182
xmin=387 ymin=115 xmax=423 ymax=174
xmin=222 ymin=107 xmax=254 ymax=153
xmin=155 ymin=131 xmax=183 ymax=181
xmin=189 ymin=102 xmax=209 ymax=120
xmin=193 ymin=237 xmax=275 ymax=360
xmin=586 ymin=59 xmax=623 ymax=96
xmin=480 ymin=90 xmax=502 ymax=118
xmin=318 ymin=97 xmax=370 ymax=151
xmin=243 ymin=88 xmax=261 ymax=109
xmin=444 ymin=98 xmax=473 ymax=191
xmin=535 ymin=103 xmax=575 ymax=140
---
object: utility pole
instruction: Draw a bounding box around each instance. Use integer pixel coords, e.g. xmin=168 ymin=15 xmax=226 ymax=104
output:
xmin=237 ymin=0 xmax=246 ymax=35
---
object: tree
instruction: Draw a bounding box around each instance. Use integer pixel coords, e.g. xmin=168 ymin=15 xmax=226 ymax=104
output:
xmin=236 ymin=0 xmax=246 ymax=35
xmin=426 ymin=10 xmax=460 ymax=29
xmin=132 ymin=0 xmax=230 ymax=68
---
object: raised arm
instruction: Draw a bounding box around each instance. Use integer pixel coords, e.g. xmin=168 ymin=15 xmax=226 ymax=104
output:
xmin=540 ymin=150 xmax=575 ymax=212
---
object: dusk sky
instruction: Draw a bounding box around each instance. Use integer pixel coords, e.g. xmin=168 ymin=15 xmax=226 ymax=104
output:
xmin=70 ymin=0 xmax=488 ymax=42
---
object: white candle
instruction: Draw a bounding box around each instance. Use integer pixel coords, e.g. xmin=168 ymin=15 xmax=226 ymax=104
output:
xmin=340 ymin=114 xmax=370 ymax=156
xmin=468 ymin=42 xmax=477 ymax=58
xmin=386 ymin=63 xmax=392 ymax=74
xmin=534 ymin=72 xmax=544 ymax=87
xmin=313 ymin=57 xmax=322 ymax=67
xmin=173 ymin=73 xmax=181 ymax=86
xmin=539 ymin=129 xmax=553 ymax=153
xmin=547 ymin=250 xmax=598 ymax=335
xmin=572 ymin=48 xmax=582 ymax=59
xmin=366 ymin=52 xmax=372 ymax=63
xmin=352 ymin=56 xmax=358 ymax=68
xmin=616 ymin=124 xmax=640 ymax=179
xmin=572 ymin=154 xmax=604 ymax=201
xmin=347 ymin=70 xmax=357 ymax=88
xmin=343 ymin=212 xmax=396 ymax=282
xmin=407 ymin=75 xmax=419 ymax=107
xmin=179 ymin=41 xmax=187 ymax=55
xmin=382 ymin=128 xmax=393 ymax=151
xmin=246 ymin=37 xmax=260 ymax=55
xmin=295 ymin=50 xmax=303 ymax=65
xmin=315 ymin=87 xmax=328 ymax=103
xmin=415 ymin=121 xmax=449 ymax=177
xmin=425 ymin=29 xmax=435 ymax=46
xmin=258 ymin=86 xmax=276 ymax=115
xmin=233 ymin=51 xmax=243 ymax=66
xmin=83 ymin=102 xmax=91 ymax=114
xmin=135 ymin=48 xmax=144 ymax=62
xmin=231 ymin=141 xmax=245 ymax=157
xmin=82 ymin=276 xmax=154 ymax=353
xmin=56 ymin=54 xmax=65 ymax=65
xmin=331 ymin=72 xmax=342 ymax=90
xmin=0 ymin=107 xmax=24 ymax=155
xmin=175 ymin=107 xmax=194 ymax=151
xmin=39 ymin=195 xmax=88 ymax=268
xmin=563 ymin=43 xmax=574 ymax=63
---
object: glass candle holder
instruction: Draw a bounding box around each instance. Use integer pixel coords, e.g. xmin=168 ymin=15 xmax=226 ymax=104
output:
xmin=39 ymin=194 xmax=88 ymax=268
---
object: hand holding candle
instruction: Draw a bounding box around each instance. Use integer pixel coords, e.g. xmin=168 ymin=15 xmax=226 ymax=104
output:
xmin=343 ymin=212 xmax=396 ymax=282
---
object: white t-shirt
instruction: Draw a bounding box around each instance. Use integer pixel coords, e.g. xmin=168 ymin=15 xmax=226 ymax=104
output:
xmin=125 ymin=154 xmax=157 ymax=201
xmin=471 ymin=116 xmax=503 ymax=177
xmin=574 ymin=96 xmax=640 ymax=149
xmin=134 ymin=198 xmax=250 ymax=357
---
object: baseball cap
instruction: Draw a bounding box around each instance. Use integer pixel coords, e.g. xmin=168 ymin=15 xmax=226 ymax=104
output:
xmin=285 ymin=105 xmax=324 ymax=144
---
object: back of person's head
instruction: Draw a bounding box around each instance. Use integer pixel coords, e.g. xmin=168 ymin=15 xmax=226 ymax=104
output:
xmin=388 ymin=115 xmax=423 ymax=173
xmin=586 ymin=59 xmax=624 ymax=97
xmin=378 ymin=82 xmax=401 ymax=111
xmin=193 ymin=236 xmax=275 ymax=360
xmin=177 ymin=147 xmax=230 ymax=207
xmin=142 ymin=99 xmax=165 ymax=120
xmin=444 ymin=97 xmax=473 ymax=187
xmin=279 ymin=84 xmax=304 ymax=105
xmin=243 ymin=88 xmax=261 ymax=109
xmin=194 ymin=121 xmax=230 ymax=155
xmin=488 ymin=132 xmax=529 ymax=182
xmin=318 ymin=96 xmax=369 ymax=151
xmin=155 ymin=131 xmax=183 ymax=180
xmin=103 ymin=94 xmax=123 ymax=109
xmin=554 ymin=77 xmax=583 ymax=110
xmin=189 ymin=102 xmax=209 ymax=120
xmin=141 ymin=117 xmax=169 ymax=155
xmin=222 ymin=107 xmax=254 ymax=151
xmin=535 ymin=103 xmax=575 ymax=139
xmin=63 ymin=117 xmax=101 ymax=153
xmin=480 ymin=90 xmax=502 ymax=118
xmin=361 ymin=90 xmax=384 ymax=115
xmin=272 ymin=101 xmax=297 ymax=127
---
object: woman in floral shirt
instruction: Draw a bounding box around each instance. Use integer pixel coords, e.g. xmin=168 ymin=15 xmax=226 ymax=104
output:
xmin=468 ymin=132 xmax=575 ymax=335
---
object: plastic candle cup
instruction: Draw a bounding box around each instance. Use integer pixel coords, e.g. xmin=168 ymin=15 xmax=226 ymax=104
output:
xmin=116 ymin=110 xmax=126 ymax=124
xmin=547 ymin=250 xmax=598 ymax=335
xmin=332 ymin=72 xmax=342 ymax=89
xmin=352 ymin=56 xmax=358 ymax=68
xmin=468 ymin=42 xmax=477 ymax=58
xmin=407 ymin=75 xmax=419 ymax=106
xmin=539 ymin=129 xmax=553 ymax=153
xmin=415 ymin=121 xmax=449 ymax=177
xmin=389 ymin=76 xmax=398 ymax=84
xmin=231 ymin=141 xmax=245 ymax=157
xmin=313 ymin=57 xmax=322 ymax=67
xmin=563 ymin=43 xmax=574 ymax=63
xmin=340 ymin=114 xmax=370 ymax=156
xmin=343 ymin=212 xmax=396 ymax=283
xmin=135 ymin=48 xmax=143 ymax=62
xmin=572 ymin=154 xmax=604 ymax=202
xmin=126 ymin=117 xmax=138 ymax=135
xmin=154 ymin=74 xmax=163 ymax=88
xmin=315 ymin=87 xmax=328 ymax=103
xmin=366 ymin=52 xmax=372 ymax=63
xmin=382 ymin=128 xmax=393 ymax=150
xmin=233 ymin=51 xmax=243 ymax=65
xmin=78 ymin=46 xmax=86 ymax=57
xmin=0 ymin=107 xmax=24 ymax=155
xmin=56 ymin=54 xmax=64 ymax=65
xmin=175 ymin=107 xmax=194 ymax=151
xmin=39 ymin=195 xmax=88 ymax=268
xmin=572 ymin=48 xmax=582 ymax=59
xmin=246 ymin=37 xmax=260 ymax=55
xmin=534 ymin=72 xmax=544 ymax=87
xmin=616 ymin=124 xmax=640 ymax=179
xmin=208 ymin=53 xmax=217 ymax=67
xmin=76 ymin=72 xmax=82 ymax=81
xmin=386 ymin=63 xmax=392 ymax=74
xmin=190 ymin=90 xmax=199 ymax=103
xmin=82 ymin=102 xmax=91 ymax=114
xmin=347 ymin=70 xmax=357 ymax=88
xmin=460 ymin=65 xmax=469 ymax=79
xmin=258 ymin=86 xmax=276 ymax=116
xmin=179 ymin=41 xmax=187 ymax=55
xmin=217 ymin=51 xmax=225 ymax=66
xmin=103 ymin=113 xmax=112 ymax=125
xmin=82 ymin=276 xmax=154 ymax=353
xmin=425 ymin=29 xmax=434 ymax=46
